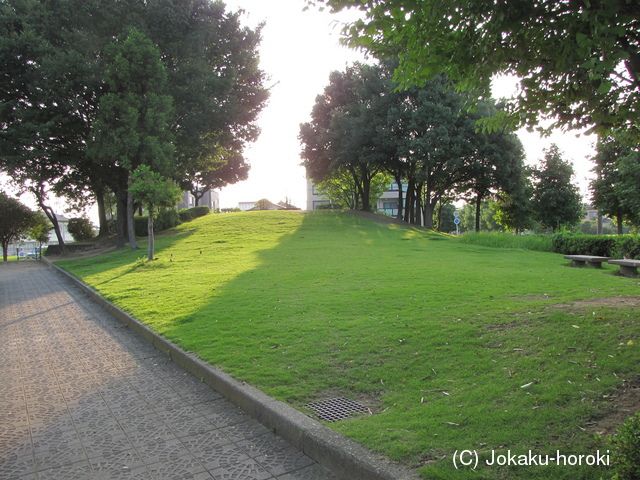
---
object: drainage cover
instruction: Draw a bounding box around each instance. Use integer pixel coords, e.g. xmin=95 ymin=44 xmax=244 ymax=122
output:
xmin=304 ymin=398 xmax=371 ymax=422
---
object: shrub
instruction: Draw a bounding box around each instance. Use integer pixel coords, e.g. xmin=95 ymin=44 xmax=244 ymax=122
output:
xmin=615 ymin=236 xmax=640 ymax=260
xmin=551 ymin=232 xmax=640 ymax=259
xmin=609 ymin=412 xmax=640 ymax=480
xmin=191 ymin=205 xmax=210 ymax=218
xmin=134 ymin=216 xmax=149 ymax=237
xmin=155 ymin=208 xmax=180 ymax=231
xmin=551 ymin=232 xmax=617 ymax=256
xmin=67 ymin=217 xmax=96 ymax=242
xmin=179 ymin=208 xmax=196 ymax=222
xmin=179 ymin=206 xmax=210 ymax=222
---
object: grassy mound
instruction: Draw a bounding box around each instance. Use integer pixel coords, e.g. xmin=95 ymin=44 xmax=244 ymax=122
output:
xmin=56 ymin=211 xmax=639 ymax=479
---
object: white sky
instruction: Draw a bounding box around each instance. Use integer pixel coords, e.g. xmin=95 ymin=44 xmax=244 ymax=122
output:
xmin=2 ymin=0 xmax=598 ymax=215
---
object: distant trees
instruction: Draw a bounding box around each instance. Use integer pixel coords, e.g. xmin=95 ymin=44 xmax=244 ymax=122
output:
xmin=0 ymin=192 xmax=36 ymax=261
xmin=590 ymin=134 xmax=640 ymax=233
xmin=532 ymin=146 xmax=584 ymax=232
xmin=0 ymin=0 xmax=268 ymax=251
xmin=67 ymin=217 xmax=96 ymax=242
xmin=300 ymin=63 xmax=526 ymax=229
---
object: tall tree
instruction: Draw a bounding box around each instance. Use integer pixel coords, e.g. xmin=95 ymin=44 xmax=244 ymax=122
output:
xmin=493 ymin=167 xmax=536 ymax=234
xmin=88 ymin=28 xmax=175 ymax=250
xmin=0 ymin=192 xmax=36 ymax=261
xmin=591 ymin=134 xmax=640 ymax=232
xmin=301 ymin=63 xmax=391 ymax=212
xmin=311 ymin=0 xmax=640 ymax=138
xmin=532 ymin=145 xmax=584 ymax=232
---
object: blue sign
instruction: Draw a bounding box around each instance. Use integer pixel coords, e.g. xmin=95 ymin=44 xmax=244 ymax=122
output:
xmin=454 ymin=218 xmax=460 ymax=225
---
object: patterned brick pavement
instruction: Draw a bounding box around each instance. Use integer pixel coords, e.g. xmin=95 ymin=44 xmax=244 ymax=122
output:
xmin=0 ymin=262 xmax=338 ymax=480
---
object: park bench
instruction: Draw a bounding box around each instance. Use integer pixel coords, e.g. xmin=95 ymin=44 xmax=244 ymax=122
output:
xmin=564 ymin=255 xmax=612 ymax=268
xmin=607 ymin=259 xmax=640 ymax=277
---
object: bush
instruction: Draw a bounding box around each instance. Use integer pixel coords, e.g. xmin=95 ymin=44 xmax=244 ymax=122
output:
xmin=615 ymin=236 xmax=640 ymax=260
xmin=609 ymin=412 xmax=640 ymax=480
xmin=191 ymin=205 xmax=210 ymax=217
xmin=134 ymin=216 xmax=149 ymax=237
xmin=551 ymin=232 xmax=640 ymax=259
xmin=551 ymin=232 xmax=618 ymax=256
xmin=179 ymin=206 xmax=210 ymax=222
xmin=134 ymin=209 xmax=180 ymax=237
xmin=155 ymin=208 xmax=180 ymax=231
xmin=179 ymin=208 xmax=196 ymax=222
xmin=67 ymin=217 xmax=96 ymax=241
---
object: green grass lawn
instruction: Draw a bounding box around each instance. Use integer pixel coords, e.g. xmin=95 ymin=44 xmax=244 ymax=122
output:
xmin=55 ymin=211 xmax=639 ymax=479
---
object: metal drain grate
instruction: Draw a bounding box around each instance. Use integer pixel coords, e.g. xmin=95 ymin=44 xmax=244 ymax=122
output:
xmin=304 ymin=398 xmax=371 ymax=422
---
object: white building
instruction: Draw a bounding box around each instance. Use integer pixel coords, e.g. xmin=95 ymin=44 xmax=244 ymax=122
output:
xmin=306 ymin=178 xmax=405 ymax=215
xmin=177 ymin=190 xmax=220 ymax=212
xmin=7 ymin=213 xmax=73 ymax=258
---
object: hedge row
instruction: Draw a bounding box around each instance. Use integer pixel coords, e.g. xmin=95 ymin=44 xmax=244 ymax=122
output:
xmin=179 ymin=206 xmax=211 ymax=222
xmin=551 ymin=232 xmax=640 ymax=259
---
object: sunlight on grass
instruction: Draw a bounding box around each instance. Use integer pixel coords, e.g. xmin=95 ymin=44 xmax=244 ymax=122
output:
xmin=55 ymin=210 xmax=640 ymax=480
xmin=57 ymin=211 xmax=305 ymax=334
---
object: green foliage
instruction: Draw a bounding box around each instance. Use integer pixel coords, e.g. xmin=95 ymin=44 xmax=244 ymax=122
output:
xmin=312 ymin=0 xmax=640 ymax=138
xmin=551 ymin=232 xmax=640 ymax=259
xmin=301 ymin=63 xmax=525 ymax=227
xmin=609 ymin=413 xmax=640 ymax=480
xmin=179 ymin=206 xmax=210 ymax=222
xmin=615 ymin=236 xmax=640 ymax=260
xmin=67 ymin=217 xmax=96 ymax=242
xmin=551 ymin=232 xmax=618 ymax=256
xmin=0 ymin=191 xmax=37 ymax=261
xmin=155 ymin=208 xmax=180 ymax=231
xmin=0 ymin=0 xmax=268 ymax=244
xmin=179 ymin=208 xmax=197 ymax=222
xmin=533 ymin=145 xmax=584 ymax=232
xmin=29 ymin=212 xmax=52 ymax=246
xmin=591 ymin=134 xmax=640 ymax=230
xmin=134 ymin=216 xmax=149 ymax=238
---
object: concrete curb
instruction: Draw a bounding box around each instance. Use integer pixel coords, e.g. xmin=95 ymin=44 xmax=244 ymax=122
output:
xmin=44 ymin=259 xmax=420 ymax=480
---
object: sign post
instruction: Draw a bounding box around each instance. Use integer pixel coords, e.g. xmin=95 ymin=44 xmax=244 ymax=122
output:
xmin=453 ymin=211 xmax=460 ymax=236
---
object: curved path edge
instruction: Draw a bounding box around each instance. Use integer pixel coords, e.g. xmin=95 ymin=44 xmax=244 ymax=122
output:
xmin=43 ymin=258 xmax=421 ymax=480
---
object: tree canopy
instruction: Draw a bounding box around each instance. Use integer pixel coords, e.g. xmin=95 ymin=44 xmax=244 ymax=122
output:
xmin=309 ymin=0 xmax=640 ymax=138
xmin=532 ymin=145 xmax=584 ymax=232
xmin=300 ymin=62 xmax=525 ymax=229
xmin=591 ymin=134 xmax=640 ymax=231
xmin=0 ymin=0 xmax=268 ymax=247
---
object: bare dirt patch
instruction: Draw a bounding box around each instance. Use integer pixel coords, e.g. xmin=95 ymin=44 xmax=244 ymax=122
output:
xmin=586 ymin=376 xmax=640 ymax=435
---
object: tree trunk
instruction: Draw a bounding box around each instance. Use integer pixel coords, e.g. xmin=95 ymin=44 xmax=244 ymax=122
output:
xmin=116 ymin=190 xmax=127 ymax=249
xmin=395 ymin=176 xmax=404 ymax=220
xmin=147 ymin=205 xmax=154 ymax=261
xmin=40 ymin=203 xmax=66 ymax=255
xmin=95 ymin=189 xmax=109 ymax=237
xmin=616 ymin=212 xmax=623 ymax=235
xmin=475 ymin=193 xmax=483 ymax=233
xmin=2 ymin=242 xmax=8 ymax=261
xmin=126 ymin=176 xmax=138 ymax=250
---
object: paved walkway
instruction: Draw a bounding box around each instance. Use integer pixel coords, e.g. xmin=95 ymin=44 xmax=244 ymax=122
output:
xmin=0 ymin=262 xmax=338 ymax=480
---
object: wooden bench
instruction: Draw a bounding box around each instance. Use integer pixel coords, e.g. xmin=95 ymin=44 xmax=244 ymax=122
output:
xmin=607 ymin=259 xmax=640 ymax=276
xmin=564 ymin=255 xmax=612 ymax=268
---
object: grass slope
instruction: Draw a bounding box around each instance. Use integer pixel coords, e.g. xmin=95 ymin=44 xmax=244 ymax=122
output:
xmin=56 ymin=211 xmax=639 ymax=479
